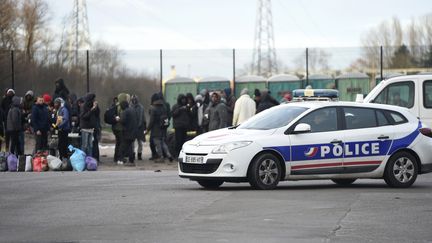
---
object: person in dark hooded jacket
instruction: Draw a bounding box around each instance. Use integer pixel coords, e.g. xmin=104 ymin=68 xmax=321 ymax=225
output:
xmin=256 ymin=90 xmax=279 ymax=114
xmin=119 ymin=101 xmax=138 ymax=165
xmin=7 ymin=96 xmax=23 ymax=155
xmin=131 ymin=95 xmax=146 ymax=160
xmin=171 ymin=94 xmax=190 ymax=157
xmin=80 ymin=93 xmax=100 ymax=157
xmin=53 ymin=78 xmax=70 ymax=101
xmin=2 ymin=88 xmax=15 ymax=151
xmin=222 ymin=88 xmax=236 ymax=127
xmin=0 ymin=107 xmax=4 ymax=150
xmin=206 ymin=92 xmax=229 ymax=131
xmin=31 ymin=96 xmax=50 ymax=152
xmin=146 ymin=94 xmax=173 ymax=162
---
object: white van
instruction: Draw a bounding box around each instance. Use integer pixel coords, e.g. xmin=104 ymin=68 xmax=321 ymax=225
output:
xmin=363 ymin=74 xmax=432 ymax=127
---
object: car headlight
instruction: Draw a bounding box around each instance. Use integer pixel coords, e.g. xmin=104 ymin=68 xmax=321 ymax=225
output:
xmin=212 ymin=141 xmax=252 ymax=154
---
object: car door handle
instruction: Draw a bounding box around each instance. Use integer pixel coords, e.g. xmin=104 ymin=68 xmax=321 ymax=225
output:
xmin=331 ymin=139 xmax=343 ymax=144
xmin=377 ymin=135 xmax=389 ymax=140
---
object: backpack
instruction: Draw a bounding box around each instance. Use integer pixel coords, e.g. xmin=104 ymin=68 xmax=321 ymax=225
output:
xmin=104 ymin=105 xmax=117 ymax=125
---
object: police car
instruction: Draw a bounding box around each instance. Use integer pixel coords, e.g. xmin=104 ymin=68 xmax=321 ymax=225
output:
xmin=179 ymin=102 xmax=432 ymax=189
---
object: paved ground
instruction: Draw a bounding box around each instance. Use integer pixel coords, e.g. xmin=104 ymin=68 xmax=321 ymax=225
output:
xmin=1 ymin=171 xmax=432 ymax=243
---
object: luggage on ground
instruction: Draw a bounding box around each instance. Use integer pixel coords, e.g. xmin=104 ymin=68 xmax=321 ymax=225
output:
xmin=33 ymin=151 xmax=49 ymax=172
xmin=68 ymin=145 xmax=86 ymax=172
xmin=0 ymin=152 xmax=9 ymax=172
xmin=47 ymin=155 xmax=62 ymax=171
xmin=85 ymin=156 xmax=98 ymax=171
xmin=7 ymin=154 xmax=18 ymax=172
xmin=25 ymin=155 xmax=33 ymax=172
xmin=60 ymin=158 xmax=72 ymax=171
xmin=17 ymin=155 xmax=26 ymax=172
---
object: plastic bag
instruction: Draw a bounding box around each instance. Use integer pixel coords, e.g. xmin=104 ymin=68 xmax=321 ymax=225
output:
xmin=47 ymin=155 xmax=62 ymax=171
xmin=7 ymin=154 xmax=18 ymax=172
xmin=60 ymin=158 xmax=72 ymax=171
xmin=0 ymin=152 xmax=9 ymax=172
xmin=25 ymin=155 xmax=33 ymax=172
xmin=33 ymin=152 xmax=48 ymax=172
xmin=85 ymin=156 xmax=98 ymax=171
xmin=68 ymin=145 xmax=86 ymax=172
xmin=17 ymin=155 xmax=26 ymax=172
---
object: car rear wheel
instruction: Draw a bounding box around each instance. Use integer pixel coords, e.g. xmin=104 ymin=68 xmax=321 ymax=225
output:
xmin=197 ymin=180 xmax=224 ymax=189
xmin=331 ymin=179 xmax=357 ymax=185
xmin=248 ymin=153 xmax=282 ymax=190
xmin=384 ymin=152 xmax=418 ymax=188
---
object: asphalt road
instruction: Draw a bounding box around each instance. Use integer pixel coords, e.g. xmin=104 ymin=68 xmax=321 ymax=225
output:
xmin=1 ymin=171 xmax=432 ymax=243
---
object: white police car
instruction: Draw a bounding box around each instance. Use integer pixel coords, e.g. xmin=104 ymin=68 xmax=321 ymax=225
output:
xmin=179 ymin=102 xmax=432 ymax=189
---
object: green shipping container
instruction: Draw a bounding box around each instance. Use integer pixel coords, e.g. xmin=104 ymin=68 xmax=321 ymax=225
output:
xmin=197 ymin=76 xmax=231 ymax=93
xmin=268 ymin=74 xmax=303 ymax=99
xmin=308 ymin=74 xmax=335 ymax=89
xmin=336 ymin=73 xmax=370 ymax=101
xmin=164 ymin=77 xmax=197 ymax=108
xmin=235 ymin=75 xmax=267 ymax=98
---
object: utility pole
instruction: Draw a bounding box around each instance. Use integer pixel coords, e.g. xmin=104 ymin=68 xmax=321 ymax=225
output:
xmin=251 ymin=0 xmax=278 ymax=77
xmin=67 ymin=0 xmax=91 ymax=66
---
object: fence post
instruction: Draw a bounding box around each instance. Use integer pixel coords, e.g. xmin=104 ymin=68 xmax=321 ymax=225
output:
xmin=232 ymin=48 xmax=236 ymax=95
xmin=86 ymin=50 xmax=90 ymax=93
xmin=380 ymin=46 xmax=383 ymax=83
xmin=305 ymin=48 xmax=309 ymax=87
xmin=11 ymin=50 xmax=15 ymax=89
xmin=160 ymin=49 xmax=163 ymax=93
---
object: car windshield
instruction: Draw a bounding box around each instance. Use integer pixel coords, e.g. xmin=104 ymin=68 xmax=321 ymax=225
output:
xmin=238 ymin=106 xmax=308 ymax=130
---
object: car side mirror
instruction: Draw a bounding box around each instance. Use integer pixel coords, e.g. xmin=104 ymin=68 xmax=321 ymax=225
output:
xmin=293 ymin=123 xmax=311 ymax=134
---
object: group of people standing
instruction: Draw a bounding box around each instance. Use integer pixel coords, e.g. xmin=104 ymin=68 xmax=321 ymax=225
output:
xmin=1 ymin=79 xmax=282 ymax=166
xmin=0 ymin=78 xmax=101 ymax=162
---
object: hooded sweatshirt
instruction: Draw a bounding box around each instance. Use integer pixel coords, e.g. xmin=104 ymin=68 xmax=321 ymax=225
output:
xmin=54 ymin=78 xmax=70 ymax=101
xmin=171 ymin=94 xmax=190 ymax=129
xmin=7 ymin=96 xmax=22 ymax=132
xmin=55 ymin=98 xmax=71 ymax=132
xmin=80 ymin=93 xmax=99 ymax=129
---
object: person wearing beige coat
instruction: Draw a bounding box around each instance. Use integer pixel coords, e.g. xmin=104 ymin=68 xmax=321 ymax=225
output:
xmin=232 ymin=88 xmax=256 ymax=126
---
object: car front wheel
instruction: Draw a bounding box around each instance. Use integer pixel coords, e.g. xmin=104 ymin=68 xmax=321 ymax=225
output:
xmin=384 ymin=152 xmax=418 ymax=188
xmin=248 ymin=153 xmax=282 ymax=190
xmin=197 ymin=180 xmax=224 ymax=189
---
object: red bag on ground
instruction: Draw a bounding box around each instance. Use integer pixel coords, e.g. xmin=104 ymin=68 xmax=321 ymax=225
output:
xmin=33 ymin=152 xmax=49 ymax=172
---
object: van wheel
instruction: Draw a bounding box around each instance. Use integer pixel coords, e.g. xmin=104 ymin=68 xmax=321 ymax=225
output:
xmin=331 ymin=179 xmax=357 ymax=185
xmin=197 ymin=180 xmax=223 ymax=189
xmin=248 ymin=153 xmax=282 ymax=190
xmin=384 ymin=152 xmax=418 ymax=188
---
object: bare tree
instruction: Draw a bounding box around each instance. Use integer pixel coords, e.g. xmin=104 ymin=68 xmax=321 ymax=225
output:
xmin=0 ymin=0 xmax=19 ymax=49
xmin=21 ymin=0 xmax=50 ymax=62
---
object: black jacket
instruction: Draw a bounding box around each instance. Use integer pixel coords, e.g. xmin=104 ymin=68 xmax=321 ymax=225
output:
xmin=53 ymin=78 xmax=70 ymax=101
xmin=256 ymin=93 xmax=279 ymax=114
xmin=31 ymin=103 xmax=50 ymax=133
xmin=80 ymin=94 xmax=100 ymax=129
xmin=171 ymin=94 xmax=190 ymax=129
xmin=147 ymin=100 xmax=167 ymax=138
xmin=120 ymin=102 xmax=138 ymax=140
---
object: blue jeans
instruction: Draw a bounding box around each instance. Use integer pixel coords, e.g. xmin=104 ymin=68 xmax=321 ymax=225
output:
xmin=81 ymin=130 xmax=93 ymax=156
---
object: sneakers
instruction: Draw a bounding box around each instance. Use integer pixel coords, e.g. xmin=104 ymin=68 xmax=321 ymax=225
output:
xmin=117 ymin=161 xmax=124 ymax=165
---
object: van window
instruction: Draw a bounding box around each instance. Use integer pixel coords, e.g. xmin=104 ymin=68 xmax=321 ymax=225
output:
xmin=373 ymin=81 xmax=414 ymax=108
xmin=424 ymin=80 xmax=432 ymax=108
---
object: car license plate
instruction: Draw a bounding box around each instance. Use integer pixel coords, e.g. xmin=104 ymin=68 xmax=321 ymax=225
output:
xmin=185 ymin=155 xmax=204 ymax=164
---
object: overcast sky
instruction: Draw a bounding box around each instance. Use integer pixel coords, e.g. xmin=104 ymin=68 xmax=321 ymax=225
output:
xmin=46 ymin=0 xmax=432 ymax=50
